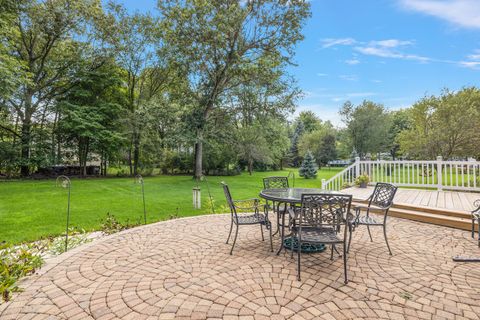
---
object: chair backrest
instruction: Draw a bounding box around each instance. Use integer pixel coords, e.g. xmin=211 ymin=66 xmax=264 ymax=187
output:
xmin=298 ymin=193 xmax=352 ymax=230
xmin=369 ymin=182 xmax=398 ymax=209
xmin=263 ymin=176 xmax=289 ymax=189
xmin=222 ymin=182 xmax=236 ymax=215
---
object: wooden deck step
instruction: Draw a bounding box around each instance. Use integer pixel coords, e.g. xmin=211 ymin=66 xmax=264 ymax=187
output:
xmin=351 ymin=200 xmax=477 ymax=232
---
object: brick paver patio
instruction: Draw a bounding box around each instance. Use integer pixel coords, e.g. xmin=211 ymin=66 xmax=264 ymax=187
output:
xmin=1 ymin=214 xmax=480 ymax=319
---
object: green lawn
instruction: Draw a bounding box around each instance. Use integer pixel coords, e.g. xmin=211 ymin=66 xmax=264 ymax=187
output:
xmin=0 ymin=168 xmax=342 ymax=243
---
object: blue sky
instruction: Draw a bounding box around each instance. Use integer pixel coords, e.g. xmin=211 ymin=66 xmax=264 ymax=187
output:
xmin=118 ymin=0 xmax=480 ymax=126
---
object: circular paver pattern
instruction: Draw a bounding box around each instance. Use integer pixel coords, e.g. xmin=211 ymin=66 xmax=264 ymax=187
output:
xmin=1 ymin=214 xmax=480 ymax=319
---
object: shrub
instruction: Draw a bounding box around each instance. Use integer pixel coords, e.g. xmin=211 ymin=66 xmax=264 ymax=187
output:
xmin=299 ymin=150 xmax=318 ymax=179
xmin=100 ymin=213 xmax=140 ymax=235
xmin=0 ymin=243 xmax=43 ymax=302
xmin=49 ymin=228 xmax=91 ymax=256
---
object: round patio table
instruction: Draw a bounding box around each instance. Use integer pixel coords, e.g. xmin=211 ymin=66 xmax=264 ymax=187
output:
xmin=259 ymin=188 xmax=338 ymax=254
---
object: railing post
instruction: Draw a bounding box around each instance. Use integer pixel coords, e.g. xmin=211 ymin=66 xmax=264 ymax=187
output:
xmin=437 ymin=156 xmax=443 ymax=191
xmin=321 ymin=178 xmax=326 ymax=189
xmin=355 ymin=157 xmax=360 ymax=178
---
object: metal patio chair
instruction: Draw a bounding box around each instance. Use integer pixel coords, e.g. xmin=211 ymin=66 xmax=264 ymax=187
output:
xmin=472 ymin=199 xmax=480 ymax=247
xmin=263 ymin=176 xmax=289 ymax=235
xmin=348 ymin=182 xmax=398 ymax=255
xmin=289 ymin=193 xmax=352 ymax=283
xmin=222 ymin=182 xmax=273 ymax=255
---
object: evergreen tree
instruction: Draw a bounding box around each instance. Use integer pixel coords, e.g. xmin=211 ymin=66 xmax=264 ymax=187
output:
xmin=299 ymin=150 xmax=318 ymax=179
xmin=289 ymin=121 xmax=304 ymax=167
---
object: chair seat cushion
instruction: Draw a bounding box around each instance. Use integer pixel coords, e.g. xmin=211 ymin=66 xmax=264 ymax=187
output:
xmin=292 ymin=226 xmax=342 ymax=244
xmin=236 ymin=214 xmax=267 ymax=225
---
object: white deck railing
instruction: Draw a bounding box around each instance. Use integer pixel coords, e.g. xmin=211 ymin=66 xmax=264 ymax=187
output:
xmin=322 ymin=156 xmax=480 ymax=191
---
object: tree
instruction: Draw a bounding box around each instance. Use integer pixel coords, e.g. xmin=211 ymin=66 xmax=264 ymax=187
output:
xmin=340 ymin=100 xmax=391 ymax=158
xmin=158 ymin=0 xmax=311 ymax=179
xmin=289 ymin=121 xmax=304 ymax=167
xmin=2 ymin=0 xmax=107 ymax=175
xmin=57 ymin=62 xmax=125 ymax=176
xmin=387 ymin=109 xmax=411 ymax=160
xmin=297 ymin=110 xmax=321 ymax=133
xmin=318 ymin=133 xmax=337 ymax=166
xmin=398 ymin=88 xmax=480 ymax=159
xmin=298 ymin=120 xmax=335 ymax=167
xmin=299 ymin=150 xmax=317 ymax=179
xmin=106 ymin=3 xmax=171 ymax=176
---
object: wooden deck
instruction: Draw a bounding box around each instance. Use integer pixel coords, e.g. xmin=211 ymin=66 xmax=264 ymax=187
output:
xmin=345 ymin=186 xmax=479 ymax=212
xmin=341 ymin=186 xmax=479 ymax=231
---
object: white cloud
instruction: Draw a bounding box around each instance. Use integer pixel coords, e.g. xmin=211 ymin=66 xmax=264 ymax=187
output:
xmin=371 ymin=79 xmax=383 ymax=83
xmin=345 ymin=58 xmax=360 ymax=65
xmin=321 ymin=38 xmax=356 ymax=48
xmin=460 ymin=49 xmax=480 ymax=69
xmin=399 ymin=0 xmax=480 ymax=29
xmin=370 ymin=39 xmax=413 ymax=47
xmin=339 ymin=74 xmax=358 ymax=81
xmin=316 ymin=73 xmax=328 ymax=77
xmin=346 ymin=92 xmax=377 ymax=98
xmin=459 ymin=61 xmax=480 ymax=69
xmin=355 ymin=39 xmax=430 ymax=62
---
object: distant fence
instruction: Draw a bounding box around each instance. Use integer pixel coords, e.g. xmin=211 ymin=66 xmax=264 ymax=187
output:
xmin=322 ymin=156 xmax=480 ymax=192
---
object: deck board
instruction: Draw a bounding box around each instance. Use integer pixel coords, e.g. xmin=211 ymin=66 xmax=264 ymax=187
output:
xmin=344 ymin=186 xmax=479 ymax=212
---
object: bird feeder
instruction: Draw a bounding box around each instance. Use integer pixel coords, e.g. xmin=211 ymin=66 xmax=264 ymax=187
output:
xmin=193 ymin=187 xmax=201 ymax=209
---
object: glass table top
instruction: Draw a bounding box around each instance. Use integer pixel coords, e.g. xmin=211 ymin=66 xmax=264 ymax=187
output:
xmin=259 ymin=188 xmax=338 ymax=203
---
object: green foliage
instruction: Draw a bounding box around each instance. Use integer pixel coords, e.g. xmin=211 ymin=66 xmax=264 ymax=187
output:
xmin=100 ymin=213 xmax=140 ymax=235
xmin=299 ymin=151 xmax=318 ymax=179
xmin=398 ymin=87 xmax=480 ymax=159
xmin=355 ymin=174 xmax=370 ymax=186
xmin=340 ymin=100 xmax=391 ymax=158
xmin=0 ymin=243 xmax=43 ymax=302
xmin=298 ymin=120 xmax=336 ymax=167
xmin=49 ymin=228 xmax=91 ymax=255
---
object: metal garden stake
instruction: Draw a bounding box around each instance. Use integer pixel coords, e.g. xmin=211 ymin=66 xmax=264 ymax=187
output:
xmin=135 ymin=174 xmax=147 ymax=224
xmin=202 ymin=175 xmax=215 ymax=214
xmin=56 ymin=175 xmax=71 ymax=252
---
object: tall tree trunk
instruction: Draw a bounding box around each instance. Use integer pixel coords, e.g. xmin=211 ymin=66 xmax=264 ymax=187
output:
xmin=133 ymin=130 xmax=140 ymax=175
xmin=20 ymin=119 xmax=31 ymax=176
xmin=194 ymin=128 xmax=203 ymax=179
xmin=248 ymin=158 xmax=253 ymax=175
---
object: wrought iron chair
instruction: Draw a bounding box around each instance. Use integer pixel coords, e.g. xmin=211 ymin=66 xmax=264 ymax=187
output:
xmin=472 ymin=199 xmax=480 ymax=247
xmin=348 ymin=182 xmax=398 ymax=255
xmin=289 ymin=193 xmax=352 ymax=283
xmin=222 ymin=182 xmax=273 ymax=255
xmin=263 ymin=176 xmax=289 ymax=235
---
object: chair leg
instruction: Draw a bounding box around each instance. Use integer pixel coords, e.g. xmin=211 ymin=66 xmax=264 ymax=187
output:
xmin=330 ymin=245 xmax=334 ymax=260
xmin=347 ymin=225 xmax=353 ymax=253
xmin=343 ymin=242 xmax=348 ymax=284
xmin=277 ymin=210 xmax=286 ymax=255
xmin=269 ymin=221 xmax=273 ymax=252
xmin=366 ymin=225 xmax=373 ymax=242
xmin=273 ymin=210 xmax=280 ymax=236
xmin=383 ymin=225 xmax=392 ymax=255
xmin=472 ymin=219 xmax=475 ymax=238
xmin=297 ymin=237 xmax=301 ymax=281
xmin=260 ymin=223 xmax=264 ymax=241
xmin=230 ymin=224 xmax=239 ymax=255
xmin=477 ymin=218 xmax=480 ymax=248
xmin=226 ymin=219 xmax=233 ymax=244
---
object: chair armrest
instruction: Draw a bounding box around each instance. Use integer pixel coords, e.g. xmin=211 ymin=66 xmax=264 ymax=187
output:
xmin=472 ymin=199 xmax=480 ymax=213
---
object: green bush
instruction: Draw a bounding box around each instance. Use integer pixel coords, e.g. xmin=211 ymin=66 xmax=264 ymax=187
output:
xmin=0 ymin=243 xmax=43 ymax=302
xmin=100 ymin=213 xmax=140 ymax=235
xmin=49 ymin=228 xmax=91 ymax=256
